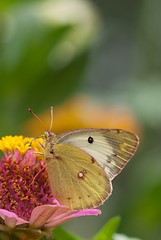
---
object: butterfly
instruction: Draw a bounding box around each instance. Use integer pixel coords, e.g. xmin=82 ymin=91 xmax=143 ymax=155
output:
xmin=29 ymin=107 xmax=139 ymax=210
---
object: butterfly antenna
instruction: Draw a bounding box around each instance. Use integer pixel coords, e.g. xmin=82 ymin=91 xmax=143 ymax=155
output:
xmin=28 ymin=108 xmax=47 ymax=129
xmin=49 ymin=106 xmax=54 ymax=131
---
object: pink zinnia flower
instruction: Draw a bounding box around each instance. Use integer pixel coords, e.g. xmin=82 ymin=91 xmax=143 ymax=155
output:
xmin=0 ymin=136 xmax=100 ymax=239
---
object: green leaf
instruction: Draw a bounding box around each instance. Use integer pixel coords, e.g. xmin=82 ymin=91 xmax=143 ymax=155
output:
xmin=93 ymin=217 xmax=121 ymax=240
xmin=53 ymin=227 xmax=80 ymax=240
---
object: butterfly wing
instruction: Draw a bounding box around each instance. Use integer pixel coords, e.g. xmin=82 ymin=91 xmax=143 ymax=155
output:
xmin=45 ymin=143 xmax=112 ymax=210
xmin=57 ymin=129 xmax=139 ymax=180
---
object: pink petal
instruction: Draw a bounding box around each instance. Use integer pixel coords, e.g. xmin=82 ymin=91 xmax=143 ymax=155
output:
xmin=0 ymin=209 xmax=28 ymax=228
xmin=29 ymin=204 xmax=101 ymax=229
xmin=30 ymin=205 xmax=73 ymax=228
xmin=46 ymin=208 xmax=101 ymax=228
xmin=20 ymin=149 xmax=36 ymax=167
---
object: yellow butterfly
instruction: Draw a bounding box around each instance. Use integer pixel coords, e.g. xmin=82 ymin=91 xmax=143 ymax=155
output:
xmin=30 ymin=107 xmax=139 ymax=210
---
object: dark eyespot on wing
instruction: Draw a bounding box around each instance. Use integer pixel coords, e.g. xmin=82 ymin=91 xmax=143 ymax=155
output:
xmin=88 ymin=136 xmax=94 ymax=144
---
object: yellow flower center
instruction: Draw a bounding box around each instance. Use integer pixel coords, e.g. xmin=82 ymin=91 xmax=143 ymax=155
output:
xmin=0 ymin=136 xmax=44 ymax=156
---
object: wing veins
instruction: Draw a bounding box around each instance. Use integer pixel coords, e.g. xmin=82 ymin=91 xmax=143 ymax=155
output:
xmin=57 ymin=157 xmax=98 ymax=208
xmin=65 ymin=156 xmax=110 ymax=198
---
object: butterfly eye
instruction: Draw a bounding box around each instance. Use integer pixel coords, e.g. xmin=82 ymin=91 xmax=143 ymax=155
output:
xmin=88 ymin=136 xmax=94 ymax=144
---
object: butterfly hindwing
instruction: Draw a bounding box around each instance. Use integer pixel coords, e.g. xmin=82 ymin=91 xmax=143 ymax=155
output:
xmin=45 ymin=142 xmax=112 ymax=210
xmin=58 ymin=129 xmax=139 ymax=180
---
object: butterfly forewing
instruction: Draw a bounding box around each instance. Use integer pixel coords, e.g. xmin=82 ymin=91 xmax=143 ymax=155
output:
xmin=58 ymin=129 xmax=139 ymax=180
xmin=45 ymin=143 xmax=112 ymax=210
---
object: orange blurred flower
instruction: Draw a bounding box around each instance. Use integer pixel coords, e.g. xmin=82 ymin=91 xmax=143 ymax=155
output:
xmin=24 ymin=95 xmax=140 ymax=137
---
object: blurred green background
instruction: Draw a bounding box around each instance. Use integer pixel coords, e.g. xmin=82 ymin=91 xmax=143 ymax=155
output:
xmin=1 ymin=0 xmax=161 ymax=239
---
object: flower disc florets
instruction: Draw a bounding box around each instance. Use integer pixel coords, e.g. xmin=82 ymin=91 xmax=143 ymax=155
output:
xmin=0 ymin=136 xmax=55 ymax=221
xmin=0 ymin=135 xmax=100 ymax=239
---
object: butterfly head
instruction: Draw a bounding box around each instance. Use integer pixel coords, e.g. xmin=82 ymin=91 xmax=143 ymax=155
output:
xmin=43 ymin=130 xmax=57 ymax=143
xmin=42 ymin=130 xmax=58 ymax=159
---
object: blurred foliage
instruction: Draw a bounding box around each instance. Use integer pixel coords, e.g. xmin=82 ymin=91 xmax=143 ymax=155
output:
xmin=53 ymin=217 xmax=140 ymax=240
xmin=0 ymin=0 xmax=99 ymax=135
xmin=0 ymin=0 xmax=161 ymax=240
